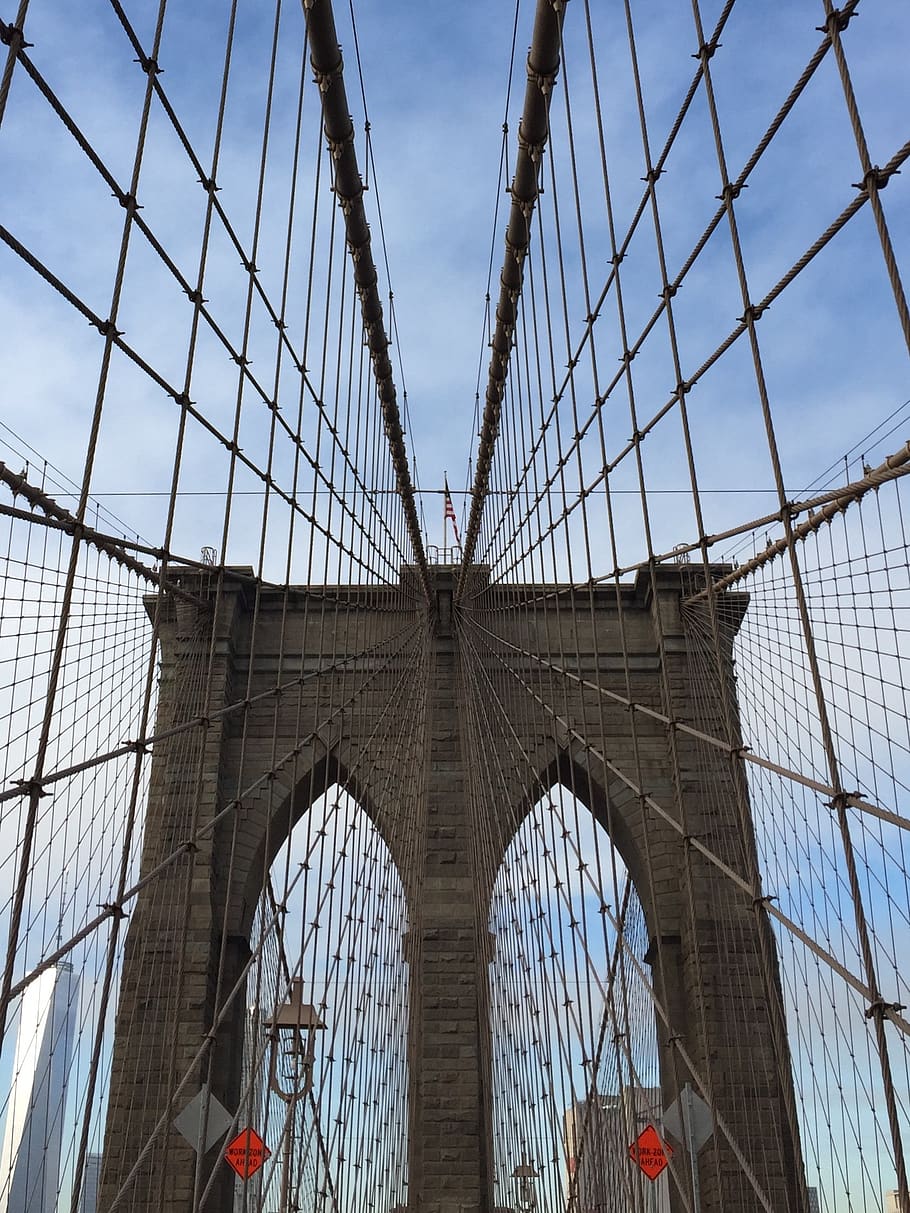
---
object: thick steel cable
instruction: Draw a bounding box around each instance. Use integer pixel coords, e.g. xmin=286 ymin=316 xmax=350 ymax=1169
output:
xmin=459 ymin=0 xmax=568 ymax=580
xmin=302 ymin=0 xmax=427 ymax=595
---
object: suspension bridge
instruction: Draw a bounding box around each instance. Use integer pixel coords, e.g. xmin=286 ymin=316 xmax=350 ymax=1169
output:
xmin=0 ymin=0 xmax=908 ymax=1210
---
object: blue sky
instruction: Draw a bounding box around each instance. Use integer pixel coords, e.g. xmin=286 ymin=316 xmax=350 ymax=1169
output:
xmin=2 ymin=1 xmax=906 ymax=573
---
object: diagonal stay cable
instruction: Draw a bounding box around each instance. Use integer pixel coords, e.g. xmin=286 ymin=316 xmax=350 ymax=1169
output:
xmin=461 ymin=612 xmax=910 ymax=1038
xmin=302 ymin=0 xmax=427 ymax=596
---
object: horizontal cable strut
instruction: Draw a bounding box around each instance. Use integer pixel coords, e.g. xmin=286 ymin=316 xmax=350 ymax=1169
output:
xmin=0 ymin=461 xmax=206 ymax=605
xmin=461 ymin=443 xmax=910 ymax=610
xmin=7 ymin=619 xmax=425 ymax=1002
xmin=686 ymin=439 xmax=910 ymax=600
xmin=483 ymin=131 xmax=910 ymax=587
xmin=0 ymin=491 xmax=417 ymax=604
xmin=461 ymin=614 xmax=909 ymax=834
xmin=0 ymin=617 xmax=420 ymax=807
xmin=459 ymin=0 xmax=568 ymax=579
xmin=302 ymin=0 xmax=428 ymax=594
xmin=463 ymin=620 xmax=910 ymax=1037
xmin=4 ymin=0 xmax=413 ymax=575
xmin=459 ymin=626 xmax=776 ymax=1211
xmin=104 ymin=888 xmax=295 ymax=1211
xmin=0 ymin=222 xmax=407 ymax=584
xmin=530 ymin=7 xmax=854 ymax=472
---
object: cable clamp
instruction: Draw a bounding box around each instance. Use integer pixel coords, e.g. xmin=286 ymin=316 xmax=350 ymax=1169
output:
xmin=325 ymin=133 xmax=349 ymax=160
xmin=641 ymin=167 xmax=663 ymax=186
xmin=114 ymin=191 xmax=142 ymax=214
xmin=816 ymin=9 xmax=853 ymax=36
xmin=510 ymin=191 xmax=537 ymax=221
xmin=826 ymin=790 xmax=860 ymax=812
xmin=739 ymin=303 xmax=764 ymax=324
xmin=661 ymin=283 xmax=678 ymax=301
xmin=0 ymin=23 xmax=32 ymax=49
xmin=852 ymin=165 xmax=898 ymax=194
xmin=198 ymin=176 xmax=219 ymax=194
xmin=752 ymin=893 xmax=777 ymax=909
xmin=865 ymin=998 xmax=906 ymax=1021
xmin=12 ymin=778 xmax=49 ymax=798
xmin=517 ymin=129 xmax=547 ymax=163
xmin=94 ymin=318 xmax=123 ymax=338
xmin=312 ymin=54 xmax=344 ymax=93
xmin=717 ymin=181 xmax=745 ymax=202
xmin=526 ymin=61 xmax=558 ymax=95
xmin=101 ymin=901 xmax=128 ymax=919
xmin=676 ymin=378 xmax=691 ymax=398
xmin=503 ymin=230 xmax=528 ymax=259
xmin=134 ymin=54 xmax=160 ymax=75
xmin=692 ymin=39 xmax=720 ymax=62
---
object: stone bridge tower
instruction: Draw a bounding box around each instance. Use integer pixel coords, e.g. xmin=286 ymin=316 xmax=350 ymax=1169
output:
xmin=100 ymin=563 xmax=804 ymax=1212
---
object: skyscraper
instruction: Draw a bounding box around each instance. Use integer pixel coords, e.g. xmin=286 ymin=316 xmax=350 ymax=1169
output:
xmin=564 ymin=1088 xmax=670 ymax=1213
xmin=77 ymin=1152 xmax=102 ymax=1213
xmin=0 ymin=962 xmax=79 ymax=1213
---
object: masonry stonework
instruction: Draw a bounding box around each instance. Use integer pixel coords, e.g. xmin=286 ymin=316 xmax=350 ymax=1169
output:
xmin=100 ymin=564 xmax=805 ymax=1212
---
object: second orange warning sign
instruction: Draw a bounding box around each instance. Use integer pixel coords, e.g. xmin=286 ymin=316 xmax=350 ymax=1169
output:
xmin=224 ymin=1127 xmax=271 ymax=1180
xmin=628 ymin=1123 xmax=673 ymax=1181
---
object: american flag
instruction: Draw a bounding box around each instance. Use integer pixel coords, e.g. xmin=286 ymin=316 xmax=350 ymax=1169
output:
xmin=444 ymin=477 xmax=461 ymax=546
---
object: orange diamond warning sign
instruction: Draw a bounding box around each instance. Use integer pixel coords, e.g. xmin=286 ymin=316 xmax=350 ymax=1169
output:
xmin=224 ymin=1128 xmax=270 ymax=1180
xmin=629 ymin=1123 xmax=673 ymax=1181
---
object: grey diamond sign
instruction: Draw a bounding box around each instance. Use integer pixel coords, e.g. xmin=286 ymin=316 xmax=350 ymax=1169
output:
xmin=173 ymin=1087 xmax=234 ymax=1154
xmin=663 ymin=1083 xmax=713 ymax=1154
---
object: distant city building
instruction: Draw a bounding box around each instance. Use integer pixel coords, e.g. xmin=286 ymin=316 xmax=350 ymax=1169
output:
xmin=884 ymin=1191 xmax=901 ymax=1213
xmin=0 ymin=962 xmax=79 ymax=1213
xmin=564 ymin=1088 xmax=670 ymax=1213
xmin=807 ymin=1187 xmax=820 ymax=1213
xmin=77 ymin=1152 xmax=102 ymax=1213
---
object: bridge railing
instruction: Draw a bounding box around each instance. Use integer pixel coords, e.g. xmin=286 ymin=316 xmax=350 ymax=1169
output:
xmin=426 ymin=544 xmax=463 ymax=565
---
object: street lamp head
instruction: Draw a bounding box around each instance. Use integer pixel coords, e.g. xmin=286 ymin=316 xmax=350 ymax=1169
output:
xmin=263 ymin=978 xmax=326 ymax=1032
xmin=265 ymin=979 xmax=327 ymax=1103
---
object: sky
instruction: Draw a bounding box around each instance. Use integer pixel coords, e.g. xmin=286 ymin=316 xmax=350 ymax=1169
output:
xmin=1 ymin=0 xmax=907 ymax=575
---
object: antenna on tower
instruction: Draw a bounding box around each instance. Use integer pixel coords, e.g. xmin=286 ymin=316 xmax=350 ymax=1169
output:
xmin=56 ymin=872 xmax=67 ymax=950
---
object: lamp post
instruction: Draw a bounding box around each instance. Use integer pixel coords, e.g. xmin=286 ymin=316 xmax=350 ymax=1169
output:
xmin=263 ymin=979 xmax=326 ymax=1213
xmin=512 ymin=1157 xmax=539 ymax=1213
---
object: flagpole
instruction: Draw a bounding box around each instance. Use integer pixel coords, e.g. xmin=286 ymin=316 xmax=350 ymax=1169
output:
xmin=443 ymin=473 xmax=461 ymax=552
